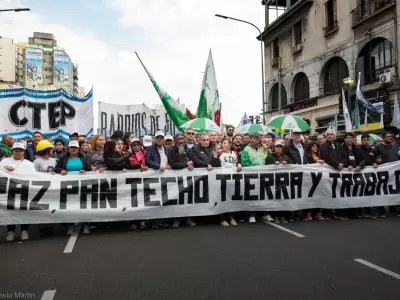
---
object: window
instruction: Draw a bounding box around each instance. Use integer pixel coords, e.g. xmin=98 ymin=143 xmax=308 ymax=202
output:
xmin=293 ymin=21 xmax=302 ymax=46
xmin=272 ymin=39 xmax=279 ymax=59
xmin=325 ymin=0 xmax=338 ymax=35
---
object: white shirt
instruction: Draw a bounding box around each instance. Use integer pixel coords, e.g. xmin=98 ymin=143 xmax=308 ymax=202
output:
xmin=294 ymin=142 xmax=304 ymax=164
xmin=219 ymin=151 xmax=238 ymax=168
xmin=157 ymin=146 xmax=168 ymax=167
xmin=0 ymin=157 xmax=36 ymax=172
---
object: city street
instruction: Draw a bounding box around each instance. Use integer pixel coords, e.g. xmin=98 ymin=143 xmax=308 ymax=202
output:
xmin=1 ymin=217 xmax=400 ymax=300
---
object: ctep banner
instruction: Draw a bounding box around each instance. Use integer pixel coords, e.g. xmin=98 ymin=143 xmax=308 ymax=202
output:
xmin=98 ymin=102 xmax=178 ymax=138
xmin=1 ymin=162 xmax=400 ymax=225
xmin=25 ymin=47 xmax=43 ymax=86
xmin=0 ymin=88 xmax=94 ymax=141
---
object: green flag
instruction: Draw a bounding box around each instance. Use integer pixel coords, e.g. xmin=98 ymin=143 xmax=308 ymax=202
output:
xmin=352 ymin=99 xmax=360 ymax=131
xmin=196 ymin=49 xmax=221 ymax=125
xmin=135 ymin=52 xmax=194 ymax=128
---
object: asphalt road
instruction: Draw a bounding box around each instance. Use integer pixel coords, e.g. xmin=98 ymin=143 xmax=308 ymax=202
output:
xmin=1 ymin=217 xmax=400 ymax=300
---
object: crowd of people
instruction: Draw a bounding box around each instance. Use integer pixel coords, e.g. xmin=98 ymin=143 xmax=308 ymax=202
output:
xmin=1 ymin=125 xmax=400 ymax=242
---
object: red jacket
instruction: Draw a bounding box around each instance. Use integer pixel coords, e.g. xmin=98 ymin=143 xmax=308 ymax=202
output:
xmin=129 ymin=149 xmax=147 ymax=168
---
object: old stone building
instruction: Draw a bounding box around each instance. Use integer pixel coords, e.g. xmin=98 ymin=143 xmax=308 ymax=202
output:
xmin=260 ymin=0 xmax=400 ymax=134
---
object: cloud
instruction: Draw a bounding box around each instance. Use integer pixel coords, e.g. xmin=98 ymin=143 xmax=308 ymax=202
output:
xmin=1 ymin=0 xmax=265 ymax=125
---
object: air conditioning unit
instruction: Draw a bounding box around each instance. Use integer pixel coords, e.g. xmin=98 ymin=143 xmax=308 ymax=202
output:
xmin=379 ymin=67 xmax=395 ymax=85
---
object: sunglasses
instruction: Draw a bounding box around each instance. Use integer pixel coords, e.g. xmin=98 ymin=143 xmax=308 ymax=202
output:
xmin=187 ymin=132 xmax=195 ymax=135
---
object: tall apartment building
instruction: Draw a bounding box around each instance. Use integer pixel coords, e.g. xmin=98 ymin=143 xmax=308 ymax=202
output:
xmin=260 ymin=0 xmax=400 ymax=134
xmin=1 ymin=32 xmax=81 ymax=96
xmin=0 ymin=37 xmax=16 ymax=83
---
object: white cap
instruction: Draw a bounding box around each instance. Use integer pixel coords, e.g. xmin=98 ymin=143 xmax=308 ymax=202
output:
xmin=155 ymin=131 xmax=165 ymax=137
xmin=274 ymin=140 xmax=284 ymax=147
xmin=12 ymin=142 xmax=26 ymax=150
xmin=142 ymin=135 xmax=153 ymax=147
xmin=131 ymin=138 xmax=140 ymax=144
xmin=68 ymin=141 xmax=80 ymax=148
xmin=292 ymin=128 xmax=302 ymax=133
xmin=165 ymin=135 xmax=173 ymax=141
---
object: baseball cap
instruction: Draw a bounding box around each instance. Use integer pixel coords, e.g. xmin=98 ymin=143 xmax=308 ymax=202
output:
xmin=142 ymin=135 xmax=153 ymax=147
xmin=131 ymin=138 xmax=140 ymax=144
xmin=165 ymin=135 xmax=173 ymax=141
xmin=155 ymin=131 xmax=165 ymax=138
xmin=69 ymin=132 xmax=79 ymax=138
xmin=12 ymin=142 xmax=26 ymax=150
xmin=68 ymin=141 xmax=80 ymax=148
xmin=292 ymin=128 xmax=302 ymax=133
xmin=274 ymin=140 xmax=284 ymax=147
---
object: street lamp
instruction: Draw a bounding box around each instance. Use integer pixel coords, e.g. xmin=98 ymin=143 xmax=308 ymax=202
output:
xmin=0 ymin=8 xmax=30 ymax=12
xmin=343 ymin=77 xmax=355 ymax=118
xmin=215 ymin=14 xmax=266 ymax=124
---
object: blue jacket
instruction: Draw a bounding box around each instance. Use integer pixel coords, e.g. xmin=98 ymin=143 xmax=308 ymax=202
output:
xmin=145 ymin=145 xmax=173 ymax=170
xmin=25 ymin=144 xmax=36 ymax=162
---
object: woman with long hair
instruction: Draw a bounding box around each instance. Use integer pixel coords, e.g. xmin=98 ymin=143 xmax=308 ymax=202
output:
xmin=218 ymin=138 xmax=241 ymax=227
xmin=104 ymin=139 xmax=132 ymax=171
xmin=305 ymin=142 xmax=325 ymax=221
xmin=123 ymin=132 xmax=135 ymax=152
xmin=88 ymin=134 xmax=106 ymax=171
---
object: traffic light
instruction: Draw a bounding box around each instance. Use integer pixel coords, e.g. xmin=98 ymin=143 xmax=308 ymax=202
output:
xmin=249 ymin=115 xmax=254 ymax=124
xmin=255 ymin=115 xmax=261 ymax=124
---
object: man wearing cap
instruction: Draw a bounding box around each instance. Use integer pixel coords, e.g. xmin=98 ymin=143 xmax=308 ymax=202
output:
xmin=0 ymin=142 xmax=36 ymax=242
xmin=145 ymin=131 xmax=173 ymax=171
xmin=26 ymin=131 xmax=42 ymax=162
xmin=0 ymin=134 xmax=14 ymax=160
xmin=110 ymin=130 xmax=124 ymax=141
xmin=284 ymin=128 xmax=308 ymax=165
xmin=165 ymin=135 xmax=174 ymax=147
xmin=69 ymin=132 xmax=79 ymax=141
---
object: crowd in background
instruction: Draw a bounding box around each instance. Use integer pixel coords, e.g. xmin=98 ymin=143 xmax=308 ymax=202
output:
xmin=1 ymin=125 xmax=400 ymax=242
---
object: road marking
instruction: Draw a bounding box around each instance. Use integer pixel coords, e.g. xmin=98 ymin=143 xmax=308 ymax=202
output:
xmin=63 ymin=223 xmax=82 ymax=254
xmin=41 ymin=290 xmax=56 ymax=300
xmin=355 ymin=259 xmax=400 ymax=280
xmin=261 ymin=220 xmax=305 ymax=238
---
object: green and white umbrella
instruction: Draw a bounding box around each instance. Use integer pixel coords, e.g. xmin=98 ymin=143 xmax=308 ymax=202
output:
xmin=180 ymin=118 xmax=221 ymax=133
xmin=267 ymin=115 xmax=310 ymax=131
xmin=236 ymin=123 xmax=273 ymax=135
xmin=356 ymin=134 xmax=381 ymax=143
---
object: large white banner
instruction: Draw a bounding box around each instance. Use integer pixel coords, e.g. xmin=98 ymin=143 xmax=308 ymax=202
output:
xmin=98 ymin=102 xmax=178 ymax=138
xmin=0 ymin=88 xmax=94 ymax=141
xmin=1 ymin=162 xmax=400 ymax=225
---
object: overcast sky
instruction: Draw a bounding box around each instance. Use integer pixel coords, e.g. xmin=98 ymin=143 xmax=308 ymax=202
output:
xmin=1 ymin=0 xmax=266 ymax=126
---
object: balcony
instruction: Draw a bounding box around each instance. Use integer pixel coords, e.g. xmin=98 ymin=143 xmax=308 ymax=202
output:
xmin=351 ymin=0 xmax=395 ymax=27
xmin=282 ymin=97 xmax=318 ymax=114
xmin=259 ymin=0 xmax=313 ymax=44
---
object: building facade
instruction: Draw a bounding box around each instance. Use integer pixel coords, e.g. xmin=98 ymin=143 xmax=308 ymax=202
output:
xmin=0 ymin=37 xmax=16 ymax=83
xmin=1 ymin=32 xmax=81 ymax=96
xmin=260 ymin=0 xmax=400 ymax=134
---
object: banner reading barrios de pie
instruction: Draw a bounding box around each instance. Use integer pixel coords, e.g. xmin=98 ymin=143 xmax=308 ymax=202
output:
xmin=0 ymin=88 xmax=94 ymax=140
xmin=1 ymin=162 xmax=400 ymax=225
xmin=98 ymin=102 xmax=178 ymax=138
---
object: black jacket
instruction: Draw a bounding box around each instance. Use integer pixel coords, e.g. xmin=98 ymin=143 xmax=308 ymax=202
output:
xmin=320 ymin=141 xmax=348 ymax=169
xmin=359 ymin=145 xmax=377 ymax=166
xmin=104 ymin=151 xmax=132 ymax=171
xmin=168 ymin=145 xmax=191 ymax=170
xmin=190 ymin=144 xmax=221 ymax=168
xmin=284 ymin=141 xmax=308 ymax=165
xmin=265 ymin=153 xmax=293 ymax=165
xmin=55 ymin=152 xmax=92 ymax=173
xmin=342 ymin=145 xmax=366 ymax=169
